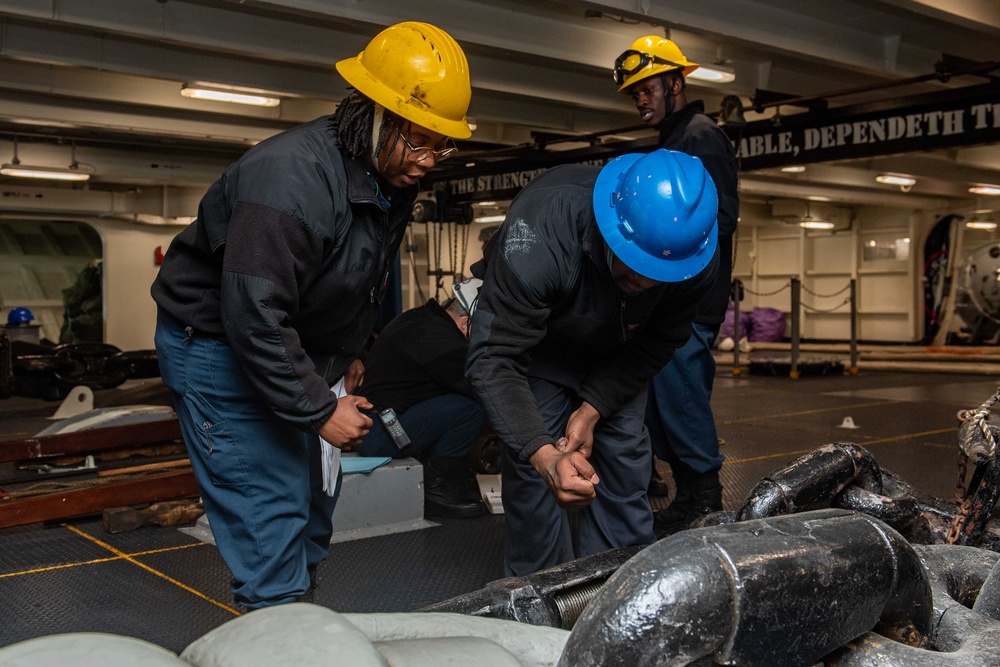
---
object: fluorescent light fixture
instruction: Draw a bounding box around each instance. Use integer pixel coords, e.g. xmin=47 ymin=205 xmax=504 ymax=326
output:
xmin=970 ymin=184 xmax=1000 ymax=196
xmin=781 ymin=165 xmax=806 ymax=173
xmin=799 ymin=219 xmax=835 ymax=230
xmin=181 ymin=83 xmax=281 ymax=107
xmin=875 ymin=173 xmax=916 ymax=187
xmin=0 ymin=163 xmax=90 ymax=181
xmin=474 ymin=214 xmax=506 ymax=224
xmin=806 ymin=195 xmax=832 ymax=202
xmin=966 ymin=220 xmax=998 ymax=231
xmin=688 ymin=64 xmax=736 ymax=84
xmin=1 ymin=138 xmax=92 ymax=181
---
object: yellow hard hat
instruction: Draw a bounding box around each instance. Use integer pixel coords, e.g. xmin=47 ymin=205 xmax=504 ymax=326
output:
xmin=614 ymin=36 xmax=699 ymax=93
xmin=336 ymin=22 xmax=472 ymax=139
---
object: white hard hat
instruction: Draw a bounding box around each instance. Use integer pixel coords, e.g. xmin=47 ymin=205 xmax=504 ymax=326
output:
xmin=453 ymin=278 xmax=482 ymax=317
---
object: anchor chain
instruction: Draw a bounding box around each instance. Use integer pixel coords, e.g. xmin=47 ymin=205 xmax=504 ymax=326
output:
xmin=947 ymin=389 xmax=1000 ymax=545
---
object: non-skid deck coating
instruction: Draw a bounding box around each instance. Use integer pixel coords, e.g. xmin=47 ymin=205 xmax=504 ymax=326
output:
xmin=0 ymin=370 xmax=996 ymax=653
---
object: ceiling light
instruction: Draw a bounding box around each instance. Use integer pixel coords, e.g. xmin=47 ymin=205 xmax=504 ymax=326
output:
xmin=799 ymin=219 xmax=835 ymax=230
xmin=806 ymin=195 xmax=832 ymax=202
xmin=781 ymin=165 xmax=806 ymax=173
xmin=473 ymin=214 xmax=506 ymax=224
xmin=875 ymin=174 xmax=916 ymax=187
xmin=0 ymin=164 xmax=91 ymax=181
xmin=688 ymin=64 xmax=736 ymax=84
xmin=0 ymin=138 xmax=92 ymax=181
xmin=965 ymin=220 xmax=998 ymax=231
xmin=181 ymin=83 xmax=281 ymax=107
xmin=969 ymin=185 xmax=1000 ymax=196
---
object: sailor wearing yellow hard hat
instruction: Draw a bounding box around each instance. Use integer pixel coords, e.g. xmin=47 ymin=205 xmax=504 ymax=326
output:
xmin=152 ymin=22 xmax=473 ymax=611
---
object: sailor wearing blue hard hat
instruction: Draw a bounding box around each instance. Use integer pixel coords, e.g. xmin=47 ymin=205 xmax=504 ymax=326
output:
xmin=466 ymin=148 xmax=719 ymax=576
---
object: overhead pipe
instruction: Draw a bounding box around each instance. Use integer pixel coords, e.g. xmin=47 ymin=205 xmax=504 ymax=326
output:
xmin=746 ymin=57 xmax=1000 ymax=115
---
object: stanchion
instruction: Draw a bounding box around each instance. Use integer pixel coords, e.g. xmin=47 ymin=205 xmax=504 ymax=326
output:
xmin=790 ymin=277 xmax=801 ymax=379
xmin=732 ymin=279 xmax=743 ymax=376
xmin=849 ymin=278 xmax=859 ymax=374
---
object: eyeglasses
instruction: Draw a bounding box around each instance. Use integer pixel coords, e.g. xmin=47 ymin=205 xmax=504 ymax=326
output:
xmin=401 ymin=135 xmax=458 ymax=164
xmin=613 ymin=49 xmax=684 ymax=86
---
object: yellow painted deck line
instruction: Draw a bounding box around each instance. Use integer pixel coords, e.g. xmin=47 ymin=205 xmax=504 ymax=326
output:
xmin=722 ymin=427 xmax=955 ymax=466
xmin=64 ymin=524 xmax=240 ymax=616
xmin=720 ymin=400 xmax=897 ymax=425
xmin=0 ymin=541 xmax=206 ymax=579
xmin=0 ymin=524 xmax=243 ymax=615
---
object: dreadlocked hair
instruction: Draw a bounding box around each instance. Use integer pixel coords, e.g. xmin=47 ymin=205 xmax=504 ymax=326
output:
xmin=329 ymin=91 xmax=406 ymax=166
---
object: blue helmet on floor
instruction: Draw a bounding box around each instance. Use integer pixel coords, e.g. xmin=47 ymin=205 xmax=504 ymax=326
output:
xmin=593 ymin=149 xmax=718 ymax=283
xmin=6 ymin=307 xmax=34 ymax=325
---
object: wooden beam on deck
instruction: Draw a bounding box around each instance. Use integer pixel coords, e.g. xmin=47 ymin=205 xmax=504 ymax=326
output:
xmin=0 ymin=419 xmax=182 ymax=464
xmin=0 ymin=469 xmax=199 ymax=529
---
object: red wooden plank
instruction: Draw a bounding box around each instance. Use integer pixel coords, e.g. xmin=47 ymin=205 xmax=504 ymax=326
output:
xmin=0 ymin=470 xmax=199 ymax=528
xmin=0 ymin=419 xmax=182 ymax=464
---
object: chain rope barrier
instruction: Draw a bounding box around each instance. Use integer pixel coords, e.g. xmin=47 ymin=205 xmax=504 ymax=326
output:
xmin=801 ymin=297 xmax=852 ymax=313
xmin=800 ymin=282 xmax=851 ymax=298
xmin=741 ymin=281 xmax=791 ymax=297
xmin=730 ymin=278 xmax=858 ymax=378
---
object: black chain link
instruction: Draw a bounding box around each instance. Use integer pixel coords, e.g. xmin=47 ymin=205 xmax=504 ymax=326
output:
xmin=801 ymin=297 xmax=851 ymax=313
xmin=800 ymin=282 xmax=851 ymax=298
xmin=741 ymin=281 xmax=791 ymax=297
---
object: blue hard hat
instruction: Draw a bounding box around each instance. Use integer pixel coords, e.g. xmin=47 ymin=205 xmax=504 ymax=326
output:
xmin=7 ymin=307 xmax=34 ymax=325
xmin=593 ymin=149 xmax=719 ymax=283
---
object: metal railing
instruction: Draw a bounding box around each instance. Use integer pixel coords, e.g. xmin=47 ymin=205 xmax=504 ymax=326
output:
xmin=730 ymin=277 xmax=858 ymax=378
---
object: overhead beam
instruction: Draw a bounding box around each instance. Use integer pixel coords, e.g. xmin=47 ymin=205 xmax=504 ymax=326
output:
xmin=0 ymin=3 xmax=633 ymax=116
xmin=873 ymin=0 xmax=1000 ymax=35
xmin=563 ymin=0 xmax=941 ymax=77
xmin=738 ymin=174 xmax=959 ymax=210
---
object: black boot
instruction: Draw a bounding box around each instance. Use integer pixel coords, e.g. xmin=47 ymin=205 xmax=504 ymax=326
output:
xmin=297 ymin=563 xmax=318 ymax=604
xmin=424 ymin=454 xmax=488 ymax=519
xmin=653 ymin=469 xmax=722 ymax=537
xmin=648 ymin=459 xmax=673 ymax=497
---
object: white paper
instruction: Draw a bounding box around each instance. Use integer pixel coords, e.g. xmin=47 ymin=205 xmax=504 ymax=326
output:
xmin=320 ymin=378 xmax=347 ymax=496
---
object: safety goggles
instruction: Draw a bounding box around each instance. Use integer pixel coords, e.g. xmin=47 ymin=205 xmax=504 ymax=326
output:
xmin=402 ymin=135 xmax=458 ymax=164
xmin=613 ymin=49 xmax=684 ymax=86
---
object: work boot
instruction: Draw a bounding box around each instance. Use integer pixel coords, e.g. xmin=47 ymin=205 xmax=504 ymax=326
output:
xmin=653 ymin=469 xmax=723 ymax=537
xmin=297 ymin=563 xmax=318 ymax=604
xmin=648 ymin=460 xmax=673 ymax=497
xmin=424 ymin=454 xmax=488 ymax=519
